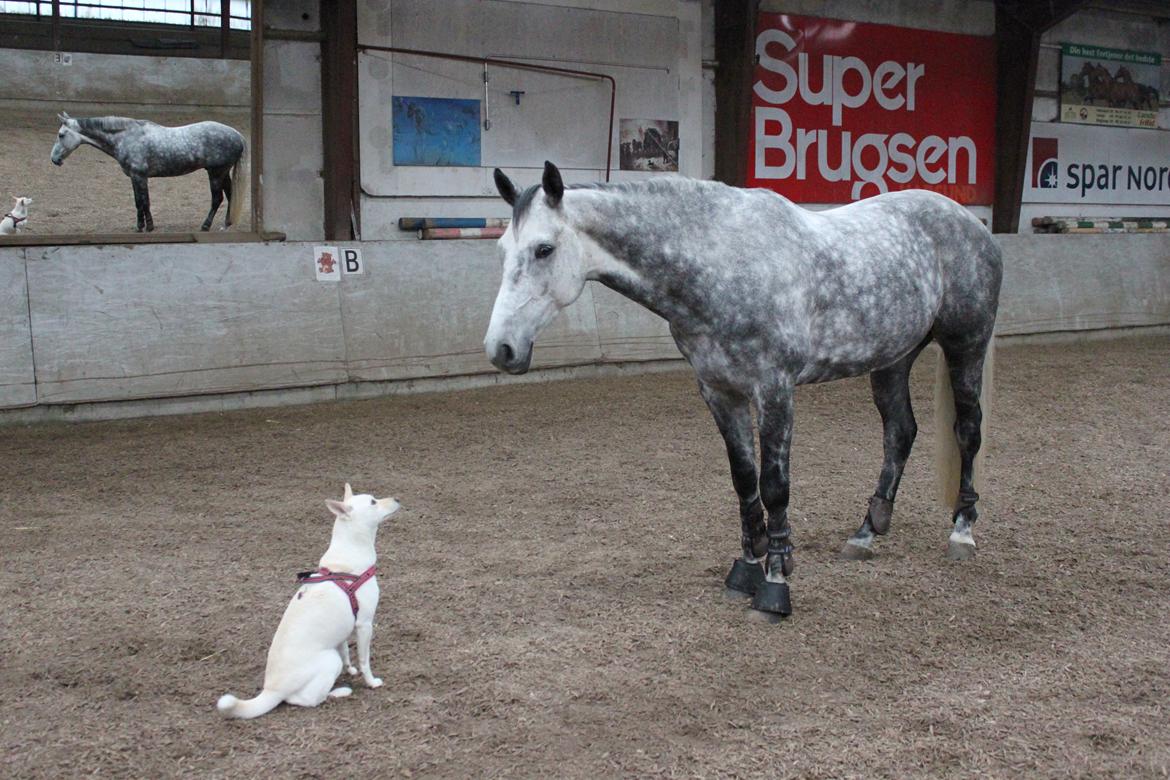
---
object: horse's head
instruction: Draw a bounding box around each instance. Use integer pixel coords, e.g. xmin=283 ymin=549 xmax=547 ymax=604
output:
xmin=50 ymin=112 xmax=83 ymax=166
xmin=484 ymin=161 xmax=589 ymax=375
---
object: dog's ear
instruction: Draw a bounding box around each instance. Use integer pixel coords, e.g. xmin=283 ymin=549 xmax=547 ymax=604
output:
xmin=343 ymin=483 xmax=353 ymax=501
xmin=325 ymin=499 xmax=349 ymax=518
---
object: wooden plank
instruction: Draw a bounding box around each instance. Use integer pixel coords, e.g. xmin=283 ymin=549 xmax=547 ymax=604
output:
xmin=321 ymin=0 xmax=358 ymax=240
xmin=0 ymin=232 xmax=286 ymax=247
xmin=0 ymin=251 xmax=36 ymax=409
xmin=26 ymin=243 xmax=346 ymax=404
xmin=713 ymin=0 xmax=758 ymax=187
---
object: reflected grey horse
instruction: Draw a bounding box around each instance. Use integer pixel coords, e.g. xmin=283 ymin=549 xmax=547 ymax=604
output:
xmin=50 ymin=112 xmax=246 ymax=232
xmin=484 ymin=162 xmax=1001 ymax=621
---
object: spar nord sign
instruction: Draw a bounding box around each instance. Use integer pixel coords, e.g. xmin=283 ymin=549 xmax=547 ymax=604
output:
xmin=747 ymin=14 xmax=996 ymax=204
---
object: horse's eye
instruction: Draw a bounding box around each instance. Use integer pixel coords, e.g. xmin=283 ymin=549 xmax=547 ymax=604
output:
xmin=535 ymin=244 xmax=555 ymax=259
xmin=370 ymin=498 xmax=376 ymax=506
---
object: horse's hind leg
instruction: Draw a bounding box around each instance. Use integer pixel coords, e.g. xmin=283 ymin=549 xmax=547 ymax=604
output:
xmin=221 ymin=171 xmax=234 ymax=228
xmin=939 ymin=341 xmax=990 ymax=560
xmin=202 ymin=168 xmax=227 ymax=231
xmin=699 ymin=382 xmax=767 ymax=598
xmin=841 ymin=340 xmax=930 ymax=560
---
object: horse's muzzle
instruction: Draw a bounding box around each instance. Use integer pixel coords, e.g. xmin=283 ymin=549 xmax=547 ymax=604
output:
xmin=50 ymin=157 xmax=62 ymax=166
xmin=489 ymin=341 xmax=532 ymax=375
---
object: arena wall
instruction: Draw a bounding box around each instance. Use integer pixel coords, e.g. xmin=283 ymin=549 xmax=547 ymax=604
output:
xmin=0 ymin=234 xmax=1166 ymax=420
xmin=0 ymin=47 xmax=250 ymax=112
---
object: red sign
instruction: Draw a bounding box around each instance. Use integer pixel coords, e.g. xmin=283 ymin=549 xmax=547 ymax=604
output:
xmin=747 ymin=14 xmax=996 ymax=204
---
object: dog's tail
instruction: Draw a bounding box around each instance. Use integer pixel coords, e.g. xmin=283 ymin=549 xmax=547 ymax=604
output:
xmin=217 ymin=689 xmax=282 ymax=719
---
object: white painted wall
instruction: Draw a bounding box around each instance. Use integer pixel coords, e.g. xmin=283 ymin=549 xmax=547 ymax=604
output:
xmin=355 ymin=0 xmax=705 ymax=240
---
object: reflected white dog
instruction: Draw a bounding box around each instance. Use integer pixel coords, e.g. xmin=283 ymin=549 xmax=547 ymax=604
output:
xmin=1 ymin=196 xmax=32 ymax=235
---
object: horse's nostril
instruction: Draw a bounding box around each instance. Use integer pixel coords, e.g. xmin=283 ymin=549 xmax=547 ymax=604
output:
xmin=499 ymin=343 xmax=515 ymax=364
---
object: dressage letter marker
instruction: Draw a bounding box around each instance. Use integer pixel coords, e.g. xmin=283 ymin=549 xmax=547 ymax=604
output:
xmin=342 ymin=248 xmax=364 ymax=275
xmin=313 ymin=246 xmax=341 ymax=282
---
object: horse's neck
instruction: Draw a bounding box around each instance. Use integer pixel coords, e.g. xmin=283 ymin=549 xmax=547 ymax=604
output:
xmin=78 ymin=123 xmax=131 ymax=157
xmin=573 ymin=184 xmax=738 ymax=325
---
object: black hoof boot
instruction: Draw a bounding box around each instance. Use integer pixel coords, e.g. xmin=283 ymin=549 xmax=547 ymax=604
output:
xmin=723 ymin=558 xmax=765 ymax=597
xmin=750 ymin=580 xmax=792 ymax=620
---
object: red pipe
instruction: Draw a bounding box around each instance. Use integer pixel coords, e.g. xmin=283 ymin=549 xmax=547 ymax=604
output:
xmin=357 ymin=44 xmax=616 ymax=181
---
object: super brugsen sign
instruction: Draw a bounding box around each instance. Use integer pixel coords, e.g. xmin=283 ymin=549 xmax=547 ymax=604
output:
xmin=747 ymin=15 xmax=996 ymax=204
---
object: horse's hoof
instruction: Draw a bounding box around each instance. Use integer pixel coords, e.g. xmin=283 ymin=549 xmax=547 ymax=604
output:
xmin=750 ymin=580 xmax=791 ymax=618
xmin=746 ymin=607 xmax=785 ymax=624
xmin=839 ymin=540 xmax=874 ymax=560
xmin=947 ymin=540 xmax=976 ymax=560
xmin=723 ymin=558 xmax=764 ymax=596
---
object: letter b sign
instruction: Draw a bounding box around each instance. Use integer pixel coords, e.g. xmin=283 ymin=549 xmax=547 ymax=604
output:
xmin=342 ymin=248 xmax=364 ymax=275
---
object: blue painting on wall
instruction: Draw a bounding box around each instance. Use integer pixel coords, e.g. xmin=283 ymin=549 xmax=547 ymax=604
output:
xmin=392 ymin=96 xmax=482 ymax=167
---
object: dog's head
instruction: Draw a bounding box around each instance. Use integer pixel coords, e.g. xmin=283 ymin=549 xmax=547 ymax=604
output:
xmin=325 ymin=482 xmax=400 ymax=529
xmin=11 ymin=196 xmax=31 ymax=210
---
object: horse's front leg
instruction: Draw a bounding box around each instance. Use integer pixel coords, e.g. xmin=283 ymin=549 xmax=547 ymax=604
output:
xmin=131 ymin=176 xmax=146 ymax=232
xmin=751 ymin=387 xmax=795 ymax=621
xmin=698 ymin=382 xmax=767 ymax=598
xmin=131 ymin=174 xmax=154 ymax=232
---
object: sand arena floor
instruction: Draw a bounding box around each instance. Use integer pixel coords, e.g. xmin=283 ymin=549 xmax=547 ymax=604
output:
xmin=1 ymin=336 xmax=1167 ymax=778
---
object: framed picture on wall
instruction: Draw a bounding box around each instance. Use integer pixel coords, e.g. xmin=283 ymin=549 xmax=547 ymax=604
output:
xmin=1059 ymin=43 xmax=1161 ymax=130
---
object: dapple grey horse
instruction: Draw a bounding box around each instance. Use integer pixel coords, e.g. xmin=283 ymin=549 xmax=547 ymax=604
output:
xmin=50 ymin=112 xmax=245 ymax=232
xmin=485 ymin=162 xmax=1001 ymax=621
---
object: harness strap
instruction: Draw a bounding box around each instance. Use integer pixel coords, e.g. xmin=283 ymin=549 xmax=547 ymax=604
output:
xmin=296 ymin=564 xmax=376 ymax=617
xmin=3 ymin=213 xmax=25 ymax=226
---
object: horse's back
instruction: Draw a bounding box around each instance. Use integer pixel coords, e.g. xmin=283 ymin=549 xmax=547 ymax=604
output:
xmin=826 ymin=189 xmax=1002 ymax=345
xmin=140 ymin=120 xmax=245 ymax=174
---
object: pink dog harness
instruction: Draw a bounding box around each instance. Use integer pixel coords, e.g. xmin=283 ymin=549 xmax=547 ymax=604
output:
xmin=296 ymin=565 xmax=376 ymax=617
xmin=3 ymin=213 xmax=25 ymax=227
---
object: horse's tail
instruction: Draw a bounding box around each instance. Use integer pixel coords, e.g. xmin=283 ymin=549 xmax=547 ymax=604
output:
xmin=227 ymin=141 xmax=247 ymax=229
xmin=934 ymin=338 xmax=994 ymax=509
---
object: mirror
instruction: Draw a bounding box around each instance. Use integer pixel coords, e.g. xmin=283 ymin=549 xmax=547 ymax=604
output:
xmin=0 ymin=0 xmax=252 ymax=237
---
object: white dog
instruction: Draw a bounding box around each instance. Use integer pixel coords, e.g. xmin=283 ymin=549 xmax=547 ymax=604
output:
xmin=1 ymin=196 xmax=32 ymax=235
xmin=217 ymin=483 xmax=400 ymax=719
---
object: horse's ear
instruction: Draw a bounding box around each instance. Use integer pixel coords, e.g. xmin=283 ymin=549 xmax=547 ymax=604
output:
xmin=57 ymin=111 xmax=70 ymax=124
xmin=542 ymin=161 xmax=564 ymax=207
xmin=493 ymin=168 xmax=518 ymax=206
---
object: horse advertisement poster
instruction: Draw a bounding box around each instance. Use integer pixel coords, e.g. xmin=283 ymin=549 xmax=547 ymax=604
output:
xmin=747 ymin=14 xmax=996 ymax=205
xmin=1059 ymin=43 xmax=1161 ymax=130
